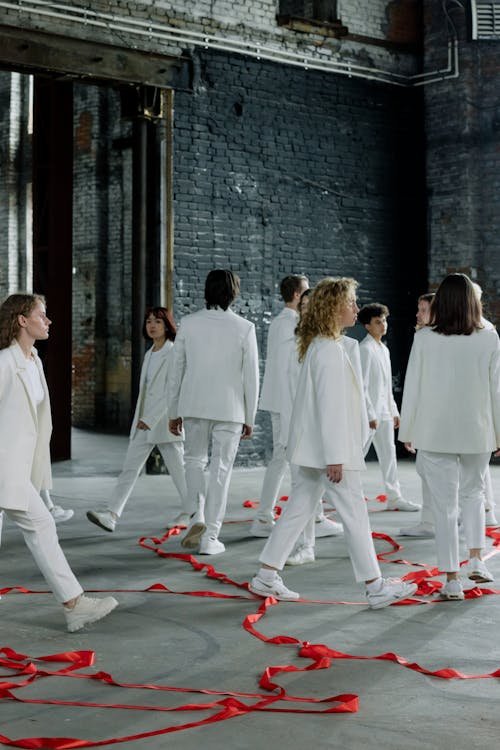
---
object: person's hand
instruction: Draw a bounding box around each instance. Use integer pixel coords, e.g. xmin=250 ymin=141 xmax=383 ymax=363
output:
xmin=136 ymin=420 xmax=150 ymax=430
xmin=404 ymin=441 xmax=416 ymax=454
xmin=494 ymin=448 xmax=500 ymax=458
xmin=394 ymin=416 xmax=400 ymax=429
xmin=169 ymin=418 xmax=183 ymax=436
xmin=326 ymin=464 xmax=343 ymax=483
xmin=369 ymin=419 xmax=377 ymax=430
xmin=241 ymin=424 xmax=253 ymax=440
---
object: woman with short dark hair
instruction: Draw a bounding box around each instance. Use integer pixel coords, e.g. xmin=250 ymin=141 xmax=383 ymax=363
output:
xmin=400 ymin=273 xmax=500 ymax=600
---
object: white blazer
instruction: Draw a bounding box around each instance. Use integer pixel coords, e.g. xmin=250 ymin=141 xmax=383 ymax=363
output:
xmin=286 ymin=337 xmax=366 ymax=470
xmin=259 ymin=307 xmax=298 ymax=412
xmin=0 ymin=341 xmax=53 ymax=510
xmin=359 ymin=334 xmax=399 ymax=422
xmin=167 ymin=307 xmax=259 ymax=426
xmin=130 ymin=341 xmax=183 ymax=444
xmin=399 ymin=327 xmax=500 ymax=453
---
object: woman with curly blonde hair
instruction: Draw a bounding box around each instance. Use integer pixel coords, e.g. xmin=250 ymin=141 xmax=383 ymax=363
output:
xmin=250 ymin=277 xmax=417 ymax=608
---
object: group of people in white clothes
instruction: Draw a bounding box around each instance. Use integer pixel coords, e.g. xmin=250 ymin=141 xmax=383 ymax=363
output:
xmin=3 ymin=270 xmax=498 ymax=629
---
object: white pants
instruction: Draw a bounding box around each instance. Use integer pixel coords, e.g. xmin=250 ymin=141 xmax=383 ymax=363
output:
xmin=415 ymin=463 xmax=435 ymax=527
xmin=484 ymin=466 xmax=496 ymax=511
xmin=416 ymin=450 xmax=489 ymax=572
xmin=259 ymin=465 xmax=381 ymax=582
xmin=183 ymin=418 xmax=242 ymax=538
xmin=107 ymin=432 xmax=188 ymax=517
xmin=365 ymin=419 xmax=402 ymax=500
xmin=4 ymin=485 xmax=82 ymax=603
xmin=257 ymin=412 xmax=288 ymax=523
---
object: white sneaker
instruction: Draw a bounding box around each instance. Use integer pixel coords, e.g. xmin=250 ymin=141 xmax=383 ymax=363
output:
xmin=167 ymin=512 xmax=191 ymax=529
xmin=439 ymin=579 xmax=464 ymax=600
xmin=50 ymin=505 xmax=74 ymax=523
xmin=249 ymin=573 xmax=300 ymax=601
xmin=199 ymin=537 xmax=225 ymax=555
xmin=386 ymin=497 xmax=420 ymax=512
xmin=250 ymin=518 xmax=275 ymax=537
xmin=314 ymin=517 xmax=344 ymax=537
xmin=64 ymin=594 xmax=118 ymax=632
xmin=181 ymin=513 xmax=206 ymax=549
xmin=286 ymin=546 xmax=315 ymax=566
xmin=399 ymin=522 xmax=434 ymax=538
xmin=86 ymin=510 xmax=116 ymax=532
xmin=366 ymin=578 xmax=417 ymax=609
xmin=485 ymin=508 xmax=499 ymax=527
xmin=463 ymin=557 xmax=494 ymax=583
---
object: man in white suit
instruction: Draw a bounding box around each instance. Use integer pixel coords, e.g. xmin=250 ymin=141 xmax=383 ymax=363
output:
xmin=168 ymin=270 xmax=259 ymax=555
xmin=358 ymin=303 xmax=418 ymax=512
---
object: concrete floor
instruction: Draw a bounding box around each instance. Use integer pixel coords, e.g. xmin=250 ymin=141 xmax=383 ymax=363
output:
xmin=2 ymin=429 xmax=500 ymax=749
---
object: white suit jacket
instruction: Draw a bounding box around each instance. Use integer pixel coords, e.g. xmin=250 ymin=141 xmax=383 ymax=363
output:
xmin=359 ymin=334 xmax=399 ymax=422
xmin=399 ymin=327 xmax=500 ymax=453
xmin=167 ymin=307 xmax=259 ymax=426
xmin=130 ymin=341 xmax=183 ymax=444
xmin=286 ymin=337 xmax=366 ymax=470
xmin=259 ymin=307 xmax=298 ymax=412
xmin=0 ymin=341 xmax=53 ymax=510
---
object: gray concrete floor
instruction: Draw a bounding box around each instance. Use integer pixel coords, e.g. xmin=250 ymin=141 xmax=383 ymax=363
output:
xmin=2 ymin=429 xmax=500 ymax=749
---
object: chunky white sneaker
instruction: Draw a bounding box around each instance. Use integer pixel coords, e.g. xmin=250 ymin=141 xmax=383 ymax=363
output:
xmin=439 ymin=579 xmax=464 ymax=600
xmin=399 ymin=522 xmax=434 ymax=538
xmin=485 ymin=508 xmax=498 ymax=527
xmin=250 ymin=518 xmax=275 ymax=537
xmin=366 ymin=578 xmax=417 ymax=609
xmin=64 ymin=595 xmax=118 ymax=632
xmin=86 ymin=510 xmax=116 ymax=532
xmin=50 ymin=505 xmax=74 ymax=523
xmin=314 ymin=517 xmax=344 ymax=537
xmin=249 ymin=573 xmax=300 ymax=601
xmin=181 ymin=512 xmax=206 ymax=549
xmin=167 ymin=512 xmax=191 ymax=529
xmin=285 ymin=546 xmax=315 ymax=566
xmin=386 ymin=497 xmax=420 ymax=512
xmin=199 ymin=536 xmax=225 ymax=555
xmin=463 ymin=557 xmax=494 ymax=583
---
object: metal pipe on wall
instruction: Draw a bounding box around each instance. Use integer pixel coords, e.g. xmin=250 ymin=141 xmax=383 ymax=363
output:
xmin=131 ymin=112 xmax=148 ymax=410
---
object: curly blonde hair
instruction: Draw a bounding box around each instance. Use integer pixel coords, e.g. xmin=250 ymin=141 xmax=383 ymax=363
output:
xmin=296 ymin=277 xmax=358 ymax=361
xmin=0 ymin=293 xmax=46 ymax=350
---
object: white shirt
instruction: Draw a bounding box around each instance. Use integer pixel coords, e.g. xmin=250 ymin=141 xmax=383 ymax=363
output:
xmin=25 ymin=357 xmax=45 ymax=406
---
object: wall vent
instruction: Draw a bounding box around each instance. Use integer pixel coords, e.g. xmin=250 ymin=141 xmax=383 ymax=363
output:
xmin=471 ymin=0 xmax=500 ymax=39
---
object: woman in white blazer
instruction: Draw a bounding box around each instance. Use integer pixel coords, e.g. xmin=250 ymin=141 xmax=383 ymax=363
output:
xmin=399 ymin=273 xmax=500 ymax=600
xmin=87 ymin=307 xmax=188 ymax=533
xmin=249 ymin=277 xmax=417 ymax=608
xmin=0 ymin=293 xmax=117 ymax=631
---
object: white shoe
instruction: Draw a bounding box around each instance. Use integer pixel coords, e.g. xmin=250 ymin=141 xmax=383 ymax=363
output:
xmin=386 ymin=497 xmax=420 ymax=512
xmin=181 ymin=512 xmax=206 ymax=549
xmin=199 ymin=537 xmax=225 ymax=555
xmin=286 ymin=546 xmax=315 ymax=566
xmin=439 ymin=579 xmax=464 ymax=600
xmin=86 ymin=510 xmax=116 ymax=532
xmin=485 ymin=508 xmax=498 ymax=527
xmin=249 ymin=573 xmax=300 ymax=601
xmin=399 ymin=522 xmax=434 ymax=538
xmin=314 ymin=517 xmax=343 ymax=537
xmin=50 ymin=505 xmax=74 ymax=523
xmin=64 ymin=594 xmax=118 ymax=632
xmin=250 ymin=518 xmax=275 ymax=537
xmin=167 ymin=512 xmax=191 ymax=529
xmin=463 ymin=557 xmax=494 ymax=583
xmin=366 ymin=578 xmax=417 ymax=609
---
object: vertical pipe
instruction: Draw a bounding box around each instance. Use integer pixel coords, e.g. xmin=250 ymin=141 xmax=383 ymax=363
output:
xmin=164 ymin=88 xmax=174 ymax=312
xmin=131 ymin=109 xmax=148 ymax=409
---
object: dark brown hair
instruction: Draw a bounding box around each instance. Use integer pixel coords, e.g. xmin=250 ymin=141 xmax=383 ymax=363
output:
xmin=0 ymin=293 xmax=46 ymax=350
xmin=429 ymin=273 xmax=482 ymax=335
xmin=358 ymin=302 xmax=389 ymax=325
xmin=142 ymin=307 xmax=177 ymax=341
xmin=280 ymin=275 xmax=308 ymax=303
xmin=205 ymin=269 xmax=240 ymax=310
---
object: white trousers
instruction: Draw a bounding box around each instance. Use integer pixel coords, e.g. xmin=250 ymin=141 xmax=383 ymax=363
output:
xmin=365 ymin=419 xmax=402 ymax=500
xmin=4 ymin=485 xmax=83 ymax=603
xmin=183 ymin=418 xmax=242 ymax=538
xmin=416 ymin=450 xmax=489 ymax=572
xmin=415 ymin=463 xmax=435 ymax=527
xmin=257 ymin=412 xmax=288 ymax=523
xmin=107 ymin=432 xmax=188 ymax=517
xmin=259 ymin=465 xmax=381 ymax=582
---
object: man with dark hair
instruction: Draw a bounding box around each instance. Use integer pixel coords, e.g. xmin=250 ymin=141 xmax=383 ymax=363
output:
xmin=168 ymin=269 xmax=259 ymax=555
xmin=359 ymin=302 xmax=419 ymax=512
